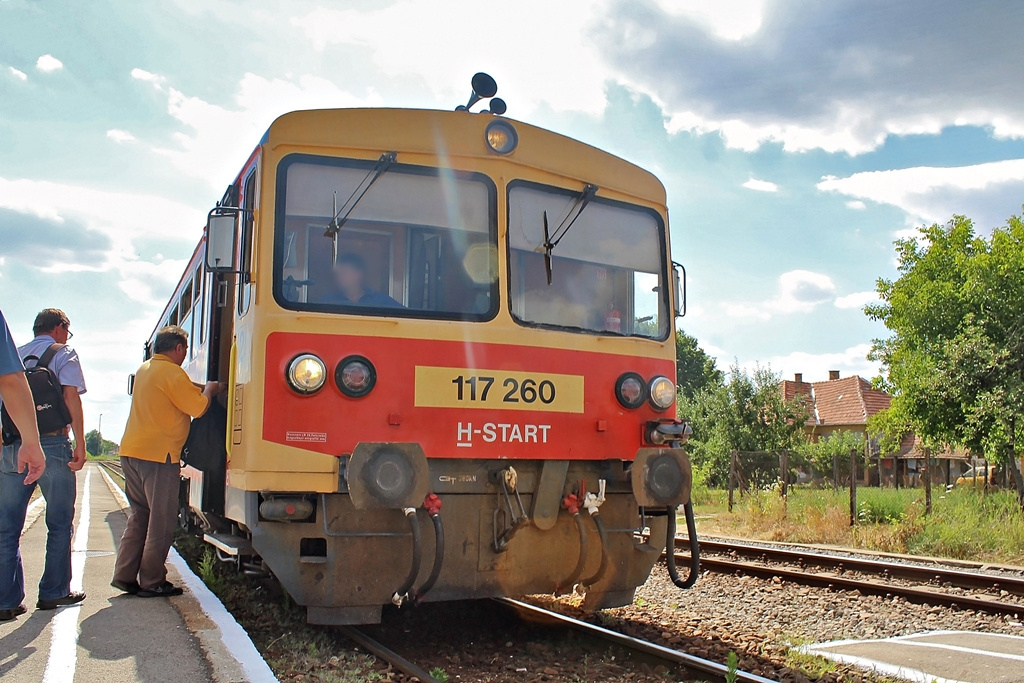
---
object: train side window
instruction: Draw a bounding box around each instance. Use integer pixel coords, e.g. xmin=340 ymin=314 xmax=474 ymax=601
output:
xmin=238 ymin=168 xmax=257 ymax=317
xmin=196 ymin=271 xmax=207 ymax=345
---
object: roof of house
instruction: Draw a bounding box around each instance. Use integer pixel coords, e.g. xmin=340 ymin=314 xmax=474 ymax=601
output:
xmin=783 ymin=375 xmax=891 ymax=427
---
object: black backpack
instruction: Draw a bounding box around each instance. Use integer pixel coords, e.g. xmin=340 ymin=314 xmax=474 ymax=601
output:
xmin=1 ymin=344 xmax=72 ymax=445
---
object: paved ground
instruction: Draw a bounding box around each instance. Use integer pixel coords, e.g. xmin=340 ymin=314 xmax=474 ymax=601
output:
xmin=804 ymin=630 xmax=1024 ymax=683
xmin=0 ymin=462 xmax=276 ymax=682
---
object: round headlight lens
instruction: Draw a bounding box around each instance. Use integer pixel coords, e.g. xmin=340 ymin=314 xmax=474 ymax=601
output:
xmin=336 ymin=355 xmax=377 ymax=398
xmin=648 ymin=376 xmax=676 ymax=411
xmin=485 ymin=120 xmax=518 ymax=155
xmin=286 ymin=354 xmax=327 ymax=395
xmin=615 ymin=372 xmax=648 ymax=410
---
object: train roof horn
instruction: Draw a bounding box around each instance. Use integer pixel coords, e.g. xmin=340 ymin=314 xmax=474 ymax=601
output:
xmin=456 ymin=72 xmax=505 ymax=114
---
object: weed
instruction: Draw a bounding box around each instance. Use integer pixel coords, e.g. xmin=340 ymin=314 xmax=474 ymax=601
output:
xmin=197 ymin=548 xmax=223 ymax=593
xmin=725 ymin=651 xmax=739 ymax=683
xmin=429 ymin=667 xmax=449 ymax=682
xmin=785 ymin=648 xmax=837 ymax=677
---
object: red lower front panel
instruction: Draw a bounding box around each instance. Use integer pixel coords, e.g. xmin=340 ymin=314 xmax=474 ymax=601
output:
xmin=262 ymin=332 xmax=674 ymax=460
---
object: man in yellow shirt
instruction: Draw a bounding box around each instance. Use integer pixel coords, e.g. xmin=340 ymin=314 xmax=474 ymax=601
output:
xmin=112 ymin=326 xmax=219 ymax=598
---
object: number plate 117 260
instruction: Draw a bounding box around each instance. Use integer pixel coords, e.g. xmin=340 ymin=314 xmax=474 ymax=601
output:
xmin=413 ymin=366 xmax=584 ymax=414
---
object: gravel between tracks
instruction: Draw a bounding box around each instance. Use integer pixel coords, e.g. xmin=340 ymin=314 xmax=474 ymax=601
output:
xmin=536 ymin=564 xmax=1024 ymax=682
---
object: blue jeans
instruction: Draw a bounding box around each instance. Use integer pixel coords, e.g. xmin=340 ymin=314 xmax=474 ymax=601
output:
xmin=0 ymin=435 xmax=77 ymax=608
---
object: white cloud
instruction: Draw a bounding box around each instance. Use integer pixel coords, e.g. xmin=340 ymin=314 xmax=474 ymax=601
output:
xmin=724 ymin=269 xmax=837 ymax=320
xmin=35 ymin=54 xmax=63 ymax=72
xmin=0 ymin=177 xmax=202 ymax=260
xmin=759 ymin=343 xmax=879 ymax=382
xmin=742 ymin=177 xmax=778 ymax=193
xmin=817 ymin=158 xmax=1024 ymax=225
xmin=132 ymin=70 xmax=382 ymax=187
xmin=599 ymin=1 xmax=1024 ymax=154
xmin=106 ymin=129 xmax=136 ymax=143
xmin=130 ymin=67 xmax=165 ymax=86
xmin=845 ymin=200 xmax=866 ymax=210
xmin=834 ymin=291 xmax=878 ymax=309
xmin=290 ymin=0 xmax=610 ymax=115
xmin=8 ymin=67 xmax=27 ymax=81
xmin=650 ymin=0 xmax=765 ymax=41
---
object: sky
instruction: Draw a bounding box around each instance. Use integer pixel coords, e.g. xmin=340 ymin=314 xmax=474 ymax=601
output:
xmin=2 ymin=0 xmax=1023 ymax=442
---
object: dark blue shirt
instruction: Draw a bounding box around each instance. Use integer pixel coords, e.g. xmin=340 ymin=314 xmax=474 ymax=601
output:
xmin=320 ymin=289 xmax=403 ymax=308
xmin=0 ymin=310 xmax=24 ymax=376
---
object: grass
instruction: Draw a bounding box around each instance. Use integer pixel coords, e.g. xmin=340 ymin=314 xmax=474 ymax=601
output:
xmin=694 ymin=486 xmax=1024 ymax=564
xmin=173 ymin=533 xmax=390 ymax=681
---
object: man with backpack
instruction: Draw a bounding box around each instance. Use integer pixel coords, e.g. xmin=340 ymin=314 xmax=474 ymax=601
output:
xmin=0 ymin=308 xmax=88 ymax=621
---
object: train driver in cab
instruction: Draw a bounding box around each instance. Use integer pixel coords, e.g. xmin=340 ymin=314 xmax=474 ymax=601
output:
xmin=321 ymin=252 xmax=403 ymax=308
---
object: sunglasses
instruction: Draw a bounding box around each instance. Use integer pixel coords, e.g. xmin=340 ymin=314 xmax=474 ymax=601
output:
xmin=62 ymin=322 xmax=74 ymax=340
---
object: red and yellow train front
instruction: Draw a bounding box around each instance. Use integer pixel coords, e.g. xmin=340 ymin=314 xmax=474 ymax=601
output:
xmin=224 ymin=110 xmax=690 ymax=624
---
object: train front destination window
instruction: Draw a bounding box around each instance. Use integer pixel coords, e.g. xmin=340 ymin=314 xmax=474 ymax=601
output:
xmin=274 ymin=155 xmax=498 ymax=320
xmin=508 ymin=182 xmax=669 ymax=340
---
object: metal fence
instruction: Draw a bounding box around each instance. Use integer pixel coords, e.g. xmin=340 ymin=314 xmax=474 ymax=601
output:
xmin=723 ymin=449 xmax=995 ymax=525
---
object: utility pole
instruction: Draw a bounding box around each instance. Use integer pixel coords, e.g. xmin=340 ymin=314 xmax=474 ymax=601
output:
xmin=98 ymin=413 xmax=103 ymax=456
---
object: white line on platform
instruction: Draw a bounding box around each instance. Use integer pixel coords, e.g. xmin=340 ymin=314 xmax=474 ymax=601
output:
xmin=97 ymin=463 xmax=279 ymax=683
xmin=41 ymin=467 xmax=91 ymax=683
xmin=891 ymin=638 xmax=1024 ymax=662
xmin=799 ymin=647 xmax=972 ymax=683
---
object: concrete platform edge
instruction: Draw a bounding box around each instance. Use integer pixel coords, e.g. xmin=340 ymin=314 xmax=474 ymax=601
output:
xmin=98 ymin=465 xmax=278 ymax=683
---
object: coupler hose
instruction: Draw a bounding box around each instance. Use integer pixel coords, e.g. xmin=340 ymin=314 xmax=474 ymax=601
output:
xmin=413 ymin=493 xmax=444 ymax=606
xmin=582 ymin=479 xmax=608 ymax=588
xmin=581 ymin=513 xmax=609 ymax=588
xmin=391 ymin=506 xmax=423 ymax=606
xmin=556 ymin=489 xmax=588 ymax=594
xmin=666 ymin=502 xmax=700 ymax=589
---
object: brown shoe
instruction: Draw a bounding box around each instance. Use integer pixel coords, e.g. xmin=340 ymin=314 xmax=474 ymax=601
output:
xmin=137 ymin=582 xmax=183 ymax=598
xmin=36 ymin=592 xmax=86 ymax=610
xmin=0 ymin=604 xmax=27 ymax=621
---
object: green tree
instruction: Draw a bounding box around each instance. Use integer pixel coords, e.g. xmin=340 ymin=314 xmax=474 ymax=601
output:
xmin=868 ymin=211 xmax=1024 ymax=509
xmin=85 ymin=429 xmax=102 ymax=457
xmin=84 ymin=429 xmax=118 ymax=457
xmin=675 ymin=330 xmax=725 ymax=399
xmin=795 ymin=429 xmax=865 ymax=474
xmin=680 ymin=363 xmax=809 ymax=485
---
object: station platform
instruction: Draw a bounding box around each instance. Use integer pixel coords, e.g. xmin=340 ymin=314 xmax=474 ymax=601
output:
xmin=0 ymin=462 xmax=277 ymax=682
xmin=803 ymin=630 xmax=1024 ymax=683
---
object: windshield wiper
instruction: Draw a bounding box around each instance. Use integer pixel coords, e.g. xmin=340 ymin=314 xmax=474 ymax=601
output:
xmin=541 ymin=183 xmax=598 ymax=285
xmin=324 ymin=151 xmax=398 ymax=238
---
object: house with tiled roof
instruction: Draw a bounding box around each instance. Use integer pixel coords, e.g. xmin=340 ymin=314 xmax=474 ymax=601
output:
xmin=781 ymin=371 xmax=969 ymax=486
xmin=780 ymin=371 xmax=893 ymax=439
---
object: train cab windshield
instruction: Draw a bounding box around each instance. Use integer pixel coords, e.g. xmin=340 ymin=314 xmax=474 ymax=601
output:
xmin=508 ymin=182 xmax=669 ymax=340
xmin=274 ymin=155 xmax=497 ymax=320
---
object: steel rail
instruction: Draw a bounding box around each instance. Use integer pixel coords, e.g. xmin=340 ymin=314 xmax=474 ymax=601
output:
xmin=688 ymin=538 xmax=1024 ymax=595
xmin=684 ymin=553 xmax=1024 ymax=616
xmin=495 ymin=598 xmax=775 ymax=683
xmin=339 ymin=626 xmax=443 ymax=683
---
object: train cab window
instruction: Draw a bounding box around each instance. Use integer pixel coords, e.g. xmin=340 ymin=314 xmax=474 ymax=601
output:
xmin=508 ymin=182 xmax=669 ymax=340
xmin=275 ymin=155 xmax=497 ymax=320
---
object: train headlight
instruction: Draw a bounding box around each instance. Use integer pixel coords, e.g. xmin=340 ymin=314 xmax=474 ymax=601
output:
xmin=336 ymin=355 xmax=376 ymax=398
xmin=286 ymin=354 xmax=327 ymax=395
xmin=648 ymin=376 xmax=676 ymax=411
xmin=485 ymin=120 xmax=518 ymax=155
xmin=615 ymin=372 xmax=648 ymax=410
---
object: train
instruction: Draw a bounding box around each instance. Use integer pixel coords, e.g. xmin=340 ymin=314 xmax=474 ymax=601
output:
xmin=142 ymin=74 xmax=699 ymax=625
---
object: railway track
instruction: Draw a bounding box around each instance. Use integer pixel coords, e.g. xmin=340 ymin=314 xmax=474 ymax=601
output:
xmin=679 ymin=537 xmax=1024 ymax=616
xmin=96 ymin=459 xmax=124 ymax=482
xmin=495 ymin=598 xmax=775 ymax=683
